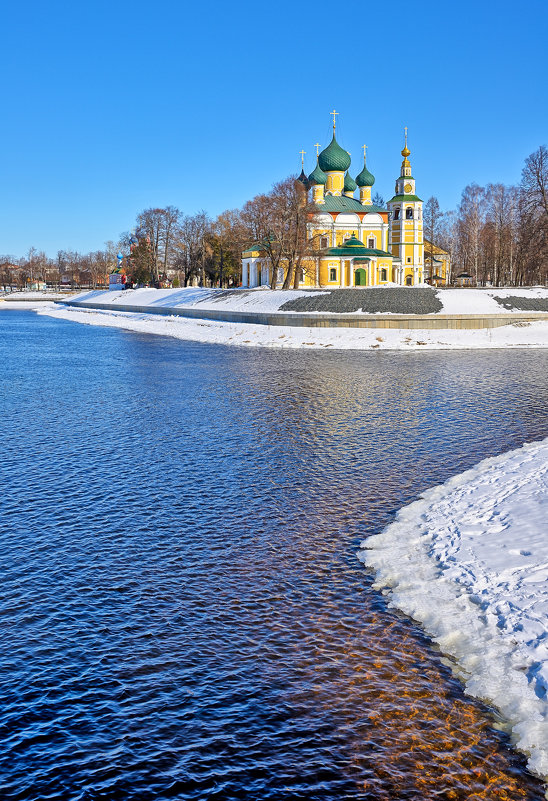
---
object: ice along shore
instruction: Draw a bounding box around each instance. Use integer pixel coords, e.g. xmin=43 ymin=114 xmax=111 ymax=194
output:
xmin=358 ymin=438 xmax=548 ymax=781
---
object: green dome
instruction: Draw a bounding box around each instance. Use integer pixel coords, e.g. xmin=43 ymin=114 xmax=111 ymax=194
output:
xmin=308 ymin=161 xmax=327 ymax=186
xmin=318 ymin=134 xmax=351 ymax=172
xmin=344 ymin=171 xmax=357 ymax=192
xmin=355 ymin=163 xmax=375 ymax=187
xmin=342 ymin=235 xmax=363 ymax=248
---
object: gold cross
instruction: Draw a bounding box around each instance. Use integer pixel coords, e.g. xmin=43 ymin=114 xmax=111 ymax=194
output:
xmin=299 ymin=149 xmax=306 ymax=167
xmin=314 ymin=142 xmax=320 ymax=157
xmin=404 ymin=126 xmax=408 ymax=147
xmin=362 ymin=144 xmax=367 ymax=162
xmin=330 ymin=109 xmax=339 ymax=129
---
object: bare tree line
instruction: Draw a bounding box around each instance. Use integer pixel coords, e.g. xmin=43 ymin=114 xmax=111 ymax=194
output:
xmin=424 ymin=145 xmax=548 ymax=286
xmin=2 ymin=145 xmax=547 ymax=292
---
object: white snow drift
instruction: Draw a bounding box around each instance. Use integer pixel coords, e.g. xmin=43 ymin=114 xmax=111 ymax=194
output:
xmin=358 ymin=438 xmax=548 ymax=780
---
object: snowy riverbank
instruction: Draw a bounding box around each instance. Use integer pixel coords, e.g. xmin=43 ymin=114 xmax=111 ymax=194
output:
xmin=358 ymin=438 xmax=548 ymax=780
xmin=57 ymin=285 xmax=548 ymax=316
xmin=36 ymin=304 xmax=548 ymax=350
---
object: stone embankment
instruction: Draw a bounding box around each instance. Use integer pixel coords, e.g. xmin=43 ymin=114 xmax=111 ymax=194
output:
xmin=59 ymin=286 xmax=548 ymax=331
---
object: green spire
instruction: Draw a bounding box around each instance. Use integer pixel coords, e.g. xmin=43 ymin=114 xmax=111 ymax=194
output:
xmin=344 ymin=171 xmax=357 ymax=192
xmin=308 ymin=160 xmax=327 ymax=186
xmin=355 ymin=163 xmax=375 ymax=187
xmin=318 ymin=134 xmax=351 ymax=172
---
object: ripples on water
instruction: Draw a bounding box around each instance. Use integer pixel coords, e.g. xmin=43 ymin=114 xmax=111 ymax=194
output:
xmin=0 ymin=310 xmax=547 ymax=800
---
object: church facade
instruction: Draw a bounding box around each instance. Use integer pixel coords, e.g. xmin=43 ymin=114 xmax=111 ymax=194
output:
xmin=242 ymin=118 xmax=428 ymax=288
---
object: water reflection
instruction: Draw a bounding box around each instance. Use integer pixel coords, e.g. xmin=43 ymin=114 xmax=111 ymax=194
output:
xmin=0 ymin=312 xmax=546 ymax=799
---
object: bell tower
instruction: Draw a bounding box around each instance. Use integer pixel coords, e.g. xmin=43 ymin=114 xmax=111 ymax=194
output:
xmin=387 ymin=128 xmax=424 ymax=285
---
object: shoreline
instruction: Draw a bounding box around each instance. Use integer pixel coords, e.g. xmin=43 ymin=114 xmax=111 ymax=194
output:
xmin=358 ymin=438 xmax=548 ymax=781
xmin=35 ymin=304 xmax=548 ymax=350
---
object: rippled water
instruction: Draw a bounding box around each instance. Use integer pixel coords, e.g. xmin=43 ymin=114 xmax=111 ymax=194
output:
xmin=1 ymin=310 xmax=547 ymax=800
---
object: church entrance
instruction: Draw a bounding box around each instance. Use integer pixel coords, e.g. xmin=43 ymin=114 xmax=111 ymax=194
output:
xmin=354 ymin=268 xmax=367 ymax=286
xmin=405 ymin=275 xmax=413 ymax=286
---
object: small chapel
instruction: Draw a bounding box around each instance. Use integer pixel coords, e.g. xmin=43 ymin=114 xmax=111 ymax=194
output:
xmin=242 ymin=113 xmax=429 ymax=288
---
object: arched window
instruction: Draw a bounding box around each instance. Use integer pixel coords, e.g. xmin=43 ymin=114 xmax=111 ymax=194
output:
xmin=406 ymin=207 xmax=413 ymax=219
xmin=320 ymin=236 xmax=328 ymax=249
xmin=368 ymin=238 xmax=375 ymax=249
xmin=329 ymin=267 xmax=337 ymax=282
xmin=394 ymin=208 xmax=400 ymax=220
xmin=380 ymin=268 xmax=387 ymax=281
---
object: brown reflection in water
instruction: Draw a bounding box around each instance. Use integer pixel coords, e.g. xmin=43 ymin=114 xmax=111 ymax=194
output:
xmin=233 ymin=351 xmax=547 ymax=798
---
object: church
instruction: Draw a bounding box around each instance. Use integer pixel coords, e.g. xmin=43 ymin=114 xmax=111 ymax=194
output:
xmin=242 ymin=114 xmax=429 ymax=288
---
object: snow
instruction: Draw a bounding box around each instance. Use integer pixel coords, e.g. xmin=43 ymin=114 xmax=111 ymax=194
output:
xmin=64 ymin=286 xmax=548 ymax=315
xmin=358 ymin=438 xmax=548 ymax=780
xmin=0 ymin=291 xmax=71 ymax=309
xmin=69 ymin=287 xmax=323 ymax=314
xmin=36 ymin=306 xmax=548 ymax=350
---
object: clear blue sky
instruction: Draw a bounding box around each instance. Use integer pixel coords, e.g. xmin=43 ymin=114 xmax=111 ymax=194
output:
xmin=1 ymin=0 xmax=546 ymax=257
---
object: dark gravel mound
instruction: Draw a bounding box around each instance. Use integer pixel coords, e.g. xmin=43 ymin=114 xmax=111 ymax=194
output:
xmin=280 ymin=288 xmax=443 ymax=315
xmin=494 ymin=296 xmax=548 ymax=312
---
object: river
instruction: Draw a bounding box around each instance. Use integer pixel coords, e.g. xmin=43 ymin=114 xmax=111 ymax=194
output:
xmin=1 ymin=309 xmax=547 ymax=800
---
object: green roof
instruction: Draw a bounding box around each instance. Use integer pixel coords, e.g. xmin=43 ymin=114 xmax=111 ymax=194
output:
xmin=315 ymin=195 xmax=386 ymax=213
xmin=355 ymin=164 xmax=375 ymax=187
xmin=318 ymin=134 xmax=351 ymax=172
xmin=387 ymin=194 xmax=423 ymax=203
xmin=308 ymin=161 xmax=327 ymax=185
xmin=322 ymin=236 xmax=392 ymax=257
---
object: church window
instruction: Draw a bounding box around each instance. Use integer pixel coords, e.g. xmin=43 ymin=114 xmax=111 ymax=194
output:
xmin=368 ymin=238 xmax=375 ymax=249
xmin=321 ymin=236 xmax=328 ymax=249
xmin=394 ymin=208 xmax=400 ymax=220
xmin=406 ymin=208 xmax=413 ymax=219
xmin=300 ymin=269 xmax=305 ymax=282
xmin=380 ymin=268 xmax=387 ymax=281
xmin=329 ymin=267 xmax=337 ymax=282
xmin=407 ymin=257 xmax=412 ymax=263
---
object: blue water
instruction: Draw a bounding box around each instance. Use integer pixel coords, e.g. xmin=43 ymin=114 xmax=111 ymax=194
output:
xmin=1 ymin=310 xmax=547 ymax=800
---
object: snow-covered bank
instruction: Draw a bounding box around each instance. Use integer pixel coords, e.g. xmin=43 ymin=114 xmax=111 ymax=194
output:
xmin=358 ymin=439 xmax=548 ymax=780
xmin=0 ymin=291 xmax=70 ymax=309
xmin=66 ymin=285 xmax=548 ymax=316
xmin=37 ymin=305 xmax=548 ymax=350
xmin=0 ymin=300 xmax=58 ymax=309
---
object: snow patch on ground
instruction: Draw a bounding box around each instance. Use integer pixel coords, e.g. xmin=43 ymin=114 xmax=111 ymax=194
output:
xmin=36 ymin=306 xmax=548 ymax=350
xmin=358 ymin=438 xmax=548 ymax=780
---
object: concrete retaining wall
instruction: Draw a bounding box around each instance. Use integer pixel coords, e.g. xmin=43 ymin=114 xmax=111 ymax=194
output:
xmin=58 ymin=299 xmax=548 ymax=330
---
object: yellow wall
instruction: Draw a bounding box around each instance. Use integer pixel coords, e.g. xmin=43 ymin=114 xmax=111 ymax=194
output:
xmin=325 ymin=172 xmax=344 ymax=195
xmin=359 ymin=186 xmax=372 ymax=205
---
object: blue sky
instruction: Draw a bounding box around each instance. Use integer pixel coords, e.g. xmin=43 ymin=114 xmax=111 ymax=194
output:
xmin=1 ymin=0 xmax=546 ymax=257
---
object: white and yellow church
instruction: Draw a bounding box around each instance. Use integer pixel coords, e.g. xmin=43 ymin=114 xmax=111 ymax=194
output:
xmin=242 ymin=115 xmax=428 ymax=288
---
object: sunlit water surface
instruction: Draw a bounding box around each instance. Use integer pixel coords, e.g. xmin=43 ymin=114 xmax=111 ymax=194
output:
xmin=1 ymin=310 xmax=547 ymax=800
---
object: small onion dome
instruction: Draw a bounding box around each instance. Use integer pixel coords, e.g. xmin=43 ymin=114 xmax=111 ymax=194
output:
xmin=318 ymin=134 xmax=351 ymax=173
xmin=308 ymin=161 xmax=327 ymax=185
xmin=355 ymin=163 xmax=375 ymax=187
xmin=344 ymin=171 xmax=357 ymax=192
xmin=343 ymin=235 xmax=364 ymax=249
xmin=401 ymin=145 xmax=411 ymax=157
xmin=297 ymin=169 xmax=309 ymax=189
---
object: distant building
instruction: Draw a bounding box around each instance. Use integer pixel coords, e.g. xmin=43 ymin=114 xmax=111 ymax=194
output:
xmin=242 ymin=116 xmax=427 ymax=288
xmin=424 ymin=240 xmax=451 ymax=286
